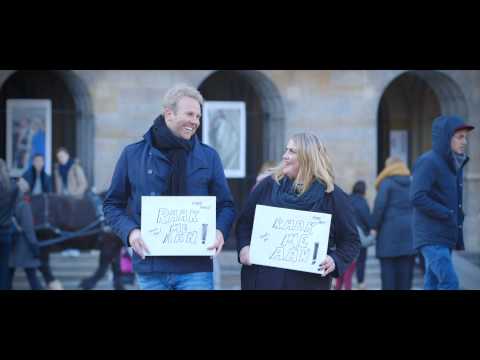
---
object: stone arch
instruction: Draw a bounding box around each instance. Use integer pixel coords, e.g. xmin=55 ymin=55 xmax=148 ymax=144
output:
xmin=0 ymin=70 xmax=94 ymax=184
xmin=377 ymin=70 xmax=468 ymax=172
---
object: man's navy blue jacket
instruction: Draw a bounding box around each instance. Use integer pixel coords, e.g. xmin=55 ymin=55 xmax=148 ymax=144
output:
xmin=103 ymin=128 xmax=236 ymax=274
xmin=410 ymin=116 xmax=470 ymax=251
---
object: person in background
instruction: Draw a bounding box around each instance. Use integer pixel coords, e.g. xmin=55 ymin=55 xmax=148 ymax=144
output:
xmin=53 ymin=147 xmax=88 ymax=198
xmin=411 ymin=115 xmax=474 ymax=290
xmin=373 ymin=156 xmax=416 ymax=290
xmin=350 ymin=180 xmax=375 ymax=290
xmin=7 ymin=178 xmax=44 ymax=290
xmin=22 ymin=154 xmax=53 ymax=195
xmin=0 ymin=159 xmax=19 ymax=290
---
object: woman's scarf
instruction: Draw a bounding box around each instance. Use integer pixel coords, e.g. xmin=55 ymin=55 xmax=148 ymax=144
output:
xmin=59 ymin=158 xmax=74 ymax=187
xmin=271 ymin=176 xmax=326 ymax=211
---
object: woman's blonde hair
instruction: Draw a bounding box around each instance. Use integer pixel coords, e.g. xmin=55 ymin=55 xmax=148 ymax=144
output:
xmin=273 ymin=133 xmax=335 ymax=194
xmin=385 ymin=156 xmax=403 ymax=168
xmin=0 ymin=158 xmax=11 ymax=192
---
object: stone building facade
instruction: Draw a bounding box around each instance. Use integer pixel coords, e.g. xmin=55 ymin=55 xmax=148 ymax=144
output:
xmin=0 ymin=70 xmax=478 ymax=252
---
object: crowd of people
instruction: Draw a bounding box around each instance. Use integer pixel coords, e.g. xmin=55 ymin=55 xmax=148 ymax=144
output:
xmin=0 ymin=83 xmax=475 ymax=291
xmin=0 ymin=147 xmax=92 ymax=290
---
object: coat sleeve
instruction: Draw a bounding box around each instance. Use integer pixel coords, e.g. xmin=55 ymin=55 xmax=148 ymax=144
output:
xmin=103 ymin=149 xmax=140 ymax=247
xmin=74 ymin=164 xmax=89 ymax=196
xmin=372 ymin=180 xmax=390 ymax=230
xmin=357 ymin=198 xmax=373 ymax=232
xmin=235 ymin=178 xmax=270 ymax=259
xmin=209 ymin=151 xmax=236 ymax=240
xmin=328 ymin=188 xmax=361 ymax=278
xmin=15 ymin=200 xmax=40 ymax=257
xmin=410 ymin=157 xmax=453 ymax=220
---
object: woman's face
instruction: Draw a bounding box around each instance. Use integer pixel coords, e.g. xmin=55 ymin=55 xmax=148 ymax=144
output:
xmin=282 ymin=139 xmax=300 ymax=180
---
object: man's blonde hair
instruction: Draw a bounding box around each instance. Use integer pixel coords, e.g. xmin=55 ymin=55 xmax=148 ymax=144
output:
xmin=162 ymin=84 xmax=204 ymax=114
xmin=273 ymin=132 xmax=335 ymax=194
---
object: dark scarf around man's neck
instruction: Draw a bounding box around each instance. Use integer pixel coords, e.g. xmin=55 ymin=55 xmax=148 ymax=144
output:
xmin=151 ymin=115 xmax=194 ymax=196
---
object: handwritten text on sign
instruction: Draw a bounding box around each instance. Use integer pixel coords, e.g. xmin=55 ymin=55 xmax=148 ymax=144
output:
xmin=250 ymin=205 xmax=332 ymax=274
xmin=141 ymin=196 xmax=216 ymax=256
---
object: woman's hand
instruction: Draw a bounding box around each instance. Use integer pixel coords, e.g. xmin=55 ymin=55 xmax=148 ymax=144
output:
xmin=319 ymin=255 xmax=336 ymax=276
xmin=239 ymin=245 xmax=252 ymax=266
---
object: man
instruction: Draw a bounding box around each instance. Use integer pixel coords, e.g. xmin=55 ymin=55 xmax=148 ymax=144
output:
xmin=53 ymin=147 xmax=88 ymax=198
xmin=411 ymin=115 xmax=474 ymax=290
xmin=22 ymin=154 xmax=53 ymax=195
xmin=103 ymin=84 xmax=236 ymax=290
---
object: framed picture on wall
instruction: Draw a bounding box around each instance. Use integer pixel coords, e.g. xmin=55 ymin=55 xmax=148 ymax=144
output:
xmin=6 ymin=99 xmax=52 ymax=177
xmin=202 ymin=101 xmax=246 ymax=178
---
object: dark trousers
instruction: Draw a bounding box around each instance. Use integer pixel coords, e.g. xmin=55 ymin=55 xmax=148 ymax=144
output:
xmin=8 ymin=268 xmax=43 ymax=290
xmin=356 ymin=247 xmax=368 ymax=283
xmin=0 ymin=232 xmax=12 ymax=290
xmin=39 ymin=249 xmax=56 ymax=284
xmin=380 ymin=255 xmax=415 ymax=290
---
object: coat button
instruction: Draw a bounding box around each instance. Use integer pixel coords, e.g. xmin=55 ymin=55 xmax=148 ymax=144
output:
xmin=150 ymin=192 xmax=156 ymax=196
xmin=459 ymin=204 xmax=462 ymax=208
xmin=459 ymin=225 xmax=462 ymax=229
xmin=147 ymin=169 xmax=153 ymax=175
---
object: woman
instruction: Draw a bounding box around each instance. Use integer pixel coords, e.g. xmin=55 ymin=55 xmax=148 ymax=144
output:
xmin=8 ymin=178 xmax=44 ymax=290
xmin=236 ymin=133 xmax=360 ymax=290
xmin=372 ymin=156 xmax=416 ymax=290
xmin=21 ymin=153 xmax=53 ymax=195
xmin=350 ymin=181 xmax=375 ymax=290
xmin=0 ymin=159 xmax=19 ymax=290
xmin=53 ymin=147 xmax=88 ymax=198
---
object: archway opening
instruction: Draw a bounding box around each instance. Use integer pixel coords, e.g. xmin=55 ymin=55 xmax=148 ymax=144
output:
xmin=198 ymin=70 xmax=285 ymax=247
xmin=0 ymin=70 xmax=94 ymax=183
xmin=377 ymin=70 xmax=468 ymax=172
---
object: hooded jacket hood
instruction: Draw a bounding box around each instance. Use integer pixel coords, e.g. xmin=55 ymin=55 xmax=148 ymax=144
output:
xmin=432 ymin=115 xmax=470 ymax=172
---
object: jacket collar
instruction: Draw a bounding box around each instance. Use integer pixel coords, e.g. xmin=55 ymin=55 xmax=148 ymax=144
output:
xmin=143 ymin=127 xmax=208 ymax=174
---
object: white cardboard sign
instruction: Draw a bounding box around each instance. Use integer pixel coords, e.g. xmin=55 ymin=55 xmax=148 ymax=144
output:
xmin=250 ymin=205 xmax=332 ymax=274
xmin=141 ymin=196 xmax=216 ymax=256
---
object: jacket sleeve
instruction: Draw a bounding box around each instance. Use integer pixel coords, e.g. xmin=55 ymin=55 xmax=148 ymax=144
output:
xmin=15 ymin=200 xmax=40 ymax=256
xmin=103 ymin=149 xmax=139 ymax=247
xmin=209 ymin=151 xmax=236 ymax=241
xmin=357 ymin=198 xmax=373 ymax=232
xmin=328 ymin=189 xmax=361 ymax=278
xmin=235 ymin=178 xmax=270 ymax=259
xmin=75 ymin=164 xmax=89 ymax=196
xmin=372 ymin=181 xmax=390 ymax=230
xmin=410 ymin=157 xmax=453 ymax=220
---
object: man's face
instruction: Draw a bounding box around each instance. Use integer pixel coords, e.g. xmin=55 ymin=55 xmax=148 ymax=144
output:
xmin=57 ymin=150 xmax=69 ymax=165
xmin=33 ymin=156 xmax=44 ymax=172
xmin=451 ymin=129 xmax=469 ymax=155
xmin=164 ymin=96 xmax=201 ymax=140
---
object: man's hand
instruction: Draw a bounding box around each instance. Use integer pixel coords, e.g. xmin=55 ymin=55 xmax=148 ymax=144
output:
xmin=239 ymin=245 xmax=252 ymax=266
xmin=128 ymin=229 xmax=150 ymax=260
xmin=319 ymin=255 xmax=336 ymax=276
xmin=208 ymin=230 xmax=225 ymax=256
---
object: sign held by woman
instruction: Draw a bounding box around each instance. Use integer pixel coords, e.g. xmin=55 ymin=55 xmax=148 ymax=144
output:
xmin=250 ymin=205 xmax=332 ymax=274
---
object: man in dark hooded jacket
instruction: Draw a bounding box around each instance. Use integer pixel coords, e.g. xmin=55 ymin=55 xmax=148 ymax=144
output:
xmin=410 ymin=115 xmax=474 ymax=290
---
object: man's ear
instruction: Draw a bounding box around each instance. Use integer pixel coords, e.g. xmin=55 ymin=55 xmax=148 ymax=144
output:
xmin=164 ymin=107 xmax=174 ymax=121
